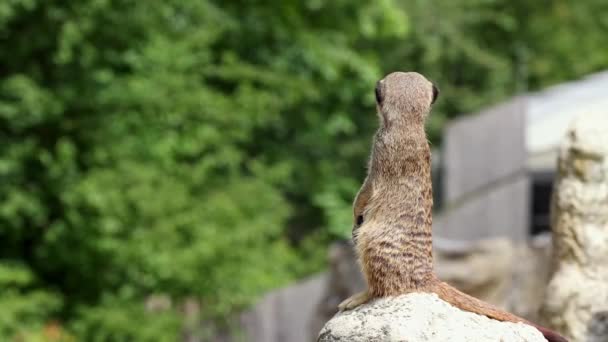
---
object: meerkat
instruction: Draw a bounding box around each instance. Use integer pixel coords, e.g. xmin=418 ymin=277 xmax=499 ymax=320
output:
xmin=339 ymin=72 xmax=567 ymax=342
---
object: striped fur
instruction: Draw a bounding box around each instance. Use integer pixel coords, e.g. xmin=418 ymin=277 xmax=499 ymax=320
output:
xmin=342 ymin=72 xmax=567 ymax=342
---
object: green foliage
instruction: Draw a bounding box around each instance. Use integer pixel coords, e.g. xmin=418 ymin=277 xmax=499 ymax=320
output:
xmin=1 ymin=0 xmax=607 ymax=340
xmin=388 ymin=0 xmax=608 ymax=141
xmin=0 ymin=263 xmax=62 ymax=338
xmin=70 ymin=297 xmax=181 ymax=342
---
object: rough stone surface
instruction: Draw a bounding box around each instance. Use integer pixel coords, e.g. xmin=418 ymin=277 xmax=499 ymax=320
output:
xmin=508 ymin=234 xmax=553 ymax=322
xmin=539 ymin=112 xmax=608 ymax=342
xmin=317 ymin=293 xmax=546 ymax=342
xmin=312 ymin=237 xmax=554 ymax=339
xmin=434 ymin=237 xmax=514 ymax=308
xmin=311 ymin=241 xmax=366 ymax=338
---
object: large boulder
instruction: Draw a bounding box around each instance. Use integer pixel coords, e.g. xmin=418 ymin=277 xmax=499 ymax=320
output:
xmin=433 ymin=237 xmax=515 ymax=310
xmin=317 ymin=293 xmax=546 ymax=342
xmin=539 ymin=112 xmax=608 ymax=341
xmin=313 ymin=236 xmax=553 ymax=338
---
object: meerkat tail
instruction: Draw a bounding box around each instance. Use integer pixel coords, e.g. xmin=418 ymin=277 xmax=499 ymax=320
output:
xmin=432 ymin=281 xmax=568 ymax=342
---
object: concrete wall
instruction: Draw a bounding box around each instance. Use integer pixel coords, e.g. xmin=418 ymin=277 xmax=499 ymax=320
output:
xmin=434 ymin=176 xmax=530 ymax=242
xmin=443 ymin=97 xmax=527 ymax=203
xmin=241 ymin=274 xmax=327 ymax=342
xmin=437 ymin=96 xmax=530 ymax=242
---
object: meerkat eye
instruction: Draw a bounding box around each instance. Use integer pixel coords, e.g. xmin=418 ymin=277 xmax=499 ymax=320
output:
xmin=375 ymin=82 xmax=383 ymax=105
xmin=356 ymin=215 xmax=364 ymax=226
xmin=431 ymin=84 xmax=439 ymax=104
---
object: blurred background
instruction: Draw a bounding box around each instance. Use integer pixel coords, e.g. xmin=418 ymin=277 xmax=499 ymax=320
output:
xmin=2 ymin=1 xmax=608 ymax=341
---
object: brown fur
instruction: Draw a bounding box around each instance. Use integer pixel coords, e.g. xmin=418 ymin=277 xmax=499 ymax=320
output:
xmin=341 ymin=72 xmax=567 ymax=342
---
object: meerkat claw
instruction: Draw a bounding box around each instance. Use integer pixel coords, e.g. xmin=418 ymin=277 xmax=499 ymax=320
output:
xmin=338 ymin=291 xmax=370 ymax=311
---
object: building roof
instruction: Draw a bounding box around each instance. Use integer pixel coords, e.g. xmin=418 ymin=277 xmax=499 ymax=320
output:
xmin=526 ymin=70 xmax=608 ymax=171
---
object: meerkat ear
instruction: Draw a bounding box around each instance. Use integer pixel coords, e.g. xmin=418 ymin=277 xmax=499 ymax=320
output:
xmin=375 ymin=81 xmax=383 ymax=105
xmin=431 ymin=84 xmax=440 ymax=104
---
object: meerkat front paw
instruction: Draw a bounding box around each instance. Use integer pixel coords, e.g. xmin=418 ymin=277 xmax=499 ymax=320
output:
xmin=338 ymin=291 xmax=370 ymax=311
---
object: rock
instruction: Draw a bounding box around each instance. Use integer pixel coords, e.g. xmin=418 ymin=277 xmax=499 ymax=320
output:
xmin=434 ymin=234 xmax=554 ymax=322
xmin=587 ymin=311 xmax=608 ymax=342
xmin=310 ymin=240 xmax=366 ymax=338
xmin=434 ymin=236 xmax=514 ymax=309
xmin=317 ymin=293 xmax=546 ymax=342
xmin=313 ymin=236 xmax=555 ymax=339
xmin=539 ymin=112 xmax=608 ymax=341
xmin=508 ymin=233 xmax=553 ymax=322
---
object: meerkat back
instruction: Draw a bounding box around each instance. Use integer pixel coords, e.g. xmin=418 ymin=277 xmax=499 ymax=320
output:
xmin=340 ymin=71 xmax=568 ymax=342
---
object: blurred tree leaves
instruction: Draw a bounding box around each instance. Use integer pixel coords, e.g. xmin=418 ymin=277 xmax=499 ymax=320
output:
xmin=0 ymin=262 xmax=63 ymax=339
xmin=1 ymin=0 xmax=607 ymax=339
xmin=391 ymin=0 xmax=608 ymax=140
xmin=0 ymin=0 xmax=405 ymax=339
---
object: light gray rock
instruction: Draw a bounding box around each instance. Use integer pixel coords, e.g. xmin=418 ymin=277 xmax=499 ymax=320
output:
xmin=317 ymin=293 xmax=546 ymax=342
xmin=539 ymin=112 xmax=608 ymax=342
xmin=508 ymin=234 xmax=553 ymax=322
xmin=434 ymin=237 xmax=514 ymax=309
xmin=313 ymin=237 xmax=554 ymax=340
xmin=311 ymin=241 xmax=366 ymax=338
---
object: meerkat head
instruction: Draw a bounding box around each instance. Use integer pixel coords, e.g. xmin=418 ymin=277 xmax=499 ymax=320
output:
xmin=375 ymin=72 xmax=439 ymax=126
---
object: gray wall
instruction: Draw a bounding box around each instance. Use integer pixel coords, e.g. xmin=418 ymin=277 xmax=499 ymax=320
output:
xmin=241 ymin=274 xmax=327 ymax=342
xmin=436 ymin=96 xmax=530 ymax=242
xmin=434 ymin=176 xmax=530 ymax=242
